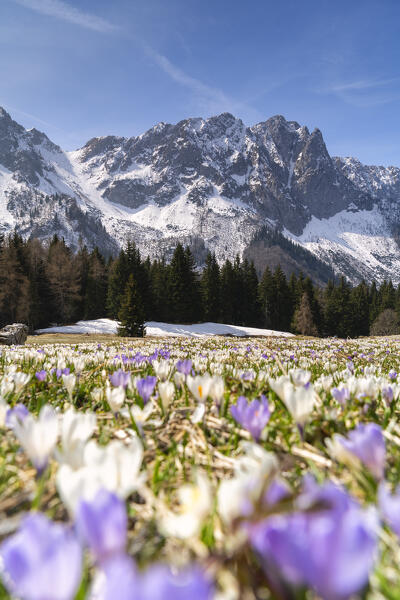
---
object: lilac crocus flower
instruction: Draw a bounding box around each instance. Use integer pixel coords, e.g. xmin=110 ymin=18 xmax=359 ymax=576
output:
xmin=332 ymin=386 xmax=350 ymax=405
xmin=230 ymin=395 xmax=270 ymax=441
xmin=76 ymin=489 xmax=127 ymax=564
xmin=389 ymin=369 xmax=397 ymax=380
xmin=382 ymin=386 xmax=394 ymax=406
xmin=251 ymin=480 xmax=378 ymax=600
xmin=339 ymin=423 xmax=386 ymax=479
xmin=35 ymin=370 xmax=47 ymax=382
xmin=100 ymin=555 xmax=213 ymax=600
xmin=176 ymin=359 xmax=192 ymax=376
xmin=109 ymin=369 xmax=131 ymax=389
xmin=5 ymin=403 xmax=29 ymax=429
xmin=378 ymin=483 xmax=400 ymax=538
xmin=136 ymin=376 xmax=157 ymax=404
xmin=0 ymin=513 xmax=82 ymax=600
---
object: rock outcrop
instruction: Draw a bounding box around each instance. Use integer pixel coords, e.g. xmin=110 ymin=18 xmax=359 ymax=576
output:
xmin=0 ymin=324 xmax=28 ymax=346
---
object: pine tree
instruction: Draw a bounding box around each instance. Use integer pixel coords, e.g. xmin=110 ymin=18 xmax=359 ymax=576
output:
xmin=118 ymin=274 xmax=146 ymax=337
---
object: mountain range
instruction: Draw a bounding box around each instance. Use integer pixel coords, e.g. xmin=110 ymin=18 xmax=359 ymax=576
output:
xmin=1 ymin=106 xmax=399 ymax=284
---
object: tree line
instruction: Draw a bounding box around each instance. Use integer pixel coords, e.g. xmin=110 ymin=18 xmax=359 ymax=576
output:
xmin=0 ymin=233 xmax=399 ymax=337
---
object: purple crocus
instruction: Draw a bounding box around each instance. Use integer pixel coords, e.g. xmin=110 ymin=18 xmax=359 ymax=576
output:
xmin=230 ymin=395 xmax=270 ymax=441
xmin=378 ymin=483 xmax=400 ymax=538
xmin=250 ymin=480 xmax=378 ymax=600
xmin=100 ymin=555 xmax=213 ymax=600
xmin=339 ymin=423 xmax=386 ymax=479
xmin=76 ymin=489 xmax=127 ymax=564
xmin=136 ymin=376 xmax=157 ymax=404
xmin=35 ymin=370 xmax=47 ymax=382
xmin=0 ymin=513 xmax=82 ymax=600
xmin=5 ymin=403 xmax=29 ymax=429
xmin=109 ymin=369 xmax=131 ymax=389
xmin=332 ymin=386 xmax=350 ymax=405
xmin=176 ymin=359 xmax=192 ymax=376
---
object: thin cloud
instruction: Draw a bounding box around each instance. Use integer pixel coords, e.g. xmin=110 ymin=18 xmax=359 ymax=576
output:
xmin=143 ymin=45 xmax=261 ymax=122
xmin=12 ymin=0 xmax=119 ymax=33
xmin=329 ymin=78 xmax=399 ymax=93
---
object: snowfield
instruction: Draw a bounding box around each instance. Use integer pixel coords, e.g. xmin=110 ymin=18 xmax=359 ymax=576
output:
xmin=35 ymin=319 xmax=294 ymax=338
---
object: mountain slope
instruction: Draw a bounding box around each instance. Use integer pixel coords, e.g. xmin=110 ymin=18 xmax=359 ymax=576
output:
xmin=0 ymin=106 xmax=399 ymax=283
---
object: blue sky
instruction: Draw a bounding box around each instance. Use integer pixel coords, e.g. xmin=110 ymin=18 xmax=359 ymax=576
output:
xmin=1 ymin=0 xmax=400 ymax=165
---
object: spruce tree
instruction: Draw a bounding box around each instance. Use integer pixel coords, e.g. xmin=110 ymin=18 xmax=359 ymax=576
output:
xmin=201 ymin=252 xmax=221 ymax=322
xmin=118 ymin=274 xmax=146 ymax=337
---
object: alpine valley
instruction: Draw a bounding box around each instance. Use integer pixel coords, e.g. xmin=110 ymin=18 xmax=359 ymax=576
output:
xmin=1 ymin=106 xmax=399 ymax=284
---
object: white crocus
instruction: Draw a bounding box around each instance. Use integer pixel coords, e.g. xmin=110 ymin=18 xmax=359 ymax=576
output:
xmin=12 ymin=372 xmax=31 ymax=395
xmin=218 ymin=442 xmax=278 ymax=525
xmin=62 ymin=373 xmax=76 ymax=400
xmin=282 ymin=383 xmax=316 ymax=424
xmin=56 ymin=437 xmax=145 ymax=515
xmin=186 ymin=374 xmax=212 ymax=402
xmin=325 ymin=433 xmax=360 ymax=469
xmin=56 ymin=407 xmax=96 ymax=469
xmin=0 ymin=398 xmax=9 ymax=427
xmin=209 ymin=375 xmax=224 ymax=404
xmin=174 ymin=371 xmax=185 ymax=388
xmin=158 ymin=381 xmax=175 ymax=411
xmin=153 ymin=360 xmax=171 ymax=381
xmin=128 ymin=402 xmax=154 ymax=431
xmin=271 ymin=378 xmax=316 ymax=425
xmin=106 ymin=386 xmax=126 ymax=413
xmin=160 ymin=471 xmax=212 ymax=539
xmin=13 ymin=405 xmax=59 ymax=472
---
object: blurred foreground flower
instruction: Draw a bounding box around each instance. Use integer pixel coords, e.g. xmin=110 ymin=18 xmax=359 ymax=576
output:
xmin=160 ymin=471 xmax=212 ymax=539
xmin=97 ymin=555 xmax=213 ymax=600
xmin=0 ymin=513 xmax=82 ymax=600
xmin=57 ymin=438 xmax=145 ymax=515
xmin=13 ymin=404 xmax=58 ymax=473
xmin=77 ymin=489 xmax=127 ymax=564
xmin=332 ymin=423 xmax=386 ymax=480
xmin=251 ymin=480 xmax=378 ymax=600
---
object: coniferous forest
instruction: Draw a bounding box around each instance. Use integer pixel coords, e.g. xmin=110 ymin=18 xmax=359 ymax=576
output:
xmin=0 ymin=232 xmax=399 ymax=337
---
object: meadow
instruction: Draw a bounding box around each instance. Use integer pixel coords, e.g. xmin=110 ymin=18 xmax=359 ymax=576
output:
xmin=1 ymin=333 xmax=400 ymax=599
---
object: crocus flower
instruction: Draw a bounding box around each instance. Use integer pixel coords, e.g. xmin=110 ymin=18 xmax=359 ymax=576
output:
xmin=251 ymin=480 xmax=378 ymax=600
xmin=62 ymin=373 xmax=76 ymax=401
xmin=160 ymin=471 xmax=212 ymax=539
xmin=12 ymin=404 xmax=59 ymax=473
xmin=35 ymin=370 xmax=47 ymax=382
xmin=106 ymin=386 xmax=126 ymax=414
xmin=332 ymin=386 xmax=350 ymax=405
xmin=56 ymin=407 xmax=96 ymax=469
xmin=338 ymin=423 xmax=386 ymax=479
xmin=230 ymin=395 xmax=270 ymax=441
xmin=158 ymin=380 xmax=175 ymax=411
xmin=5 ymin=403 xmax=29 ymax=429
xmin=0 ymin=513 xmax=82 ymax=600
xmin=99 ymin=555 xmax=213 ymax=600
xmin=76 ymin=489 xmax=127 ymax=564
xmin=186 ymin=374 xmax=212 ymax=402
xmin=136 ymin=376 xmax=157 ymax=404
xmin=57 ymin=438 xmax=145 ymax=515
xmin=176 ymin=359 xmax=192 ymax=375
xmin=12 ymin=372 xmax=31 ymax=395
xmin=109 ymin=369 xmax=131 ymax=389
xmin=378 ymin=482 xmax=400 ymax=538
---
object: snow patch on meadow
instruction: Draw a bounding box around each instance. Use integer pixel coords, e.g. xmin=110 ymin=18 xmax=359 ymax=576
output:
xmin=35 ymin=319 xmax=293 ymax=338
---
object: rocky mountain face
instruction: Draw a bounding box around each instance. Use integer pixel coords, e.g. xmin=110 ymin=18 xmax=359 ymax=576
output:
xmin=0 ymin=106 xmax=399 ymax=284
